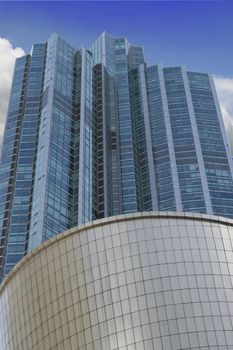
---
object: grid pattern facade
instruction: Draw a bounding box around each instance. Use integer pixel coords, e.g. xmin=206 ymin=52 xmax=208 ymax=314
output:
xmin=28 ymin=35 xmax=76 ymax=250
xmin=1 ymin=32 xmax=233 ymax=280
xmin=1 ymin=212 xmax=233 ymax=350
xmin=188 ymin=72 xmax=233 ymax=217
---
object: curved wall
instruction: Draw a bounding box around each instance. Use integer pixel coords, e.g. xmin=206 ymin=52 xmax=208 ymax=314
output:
xmin=1 ymin=212 xmax=233 ymax=350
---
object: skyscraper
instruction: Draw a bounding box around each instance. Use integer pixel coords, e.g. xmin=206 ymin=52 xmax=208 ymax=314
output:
xmin=1 ymin=32 xmax=233 ymax=280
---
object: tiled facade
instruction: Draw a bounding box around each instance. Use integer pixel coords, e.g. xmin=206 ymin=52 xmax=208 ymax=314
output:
xmin=1 ymin=212 xmax=233 ymax=349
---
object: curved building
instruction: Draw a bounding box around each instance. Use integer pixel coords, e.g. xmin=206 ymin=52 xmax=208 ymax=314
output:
xmin=1 ymin=212 xmax=233 ymax=349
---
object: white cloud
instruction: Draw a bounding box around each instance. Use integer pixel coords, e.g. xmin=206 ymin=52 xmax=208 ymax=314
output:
xmin=214 ymin=76 xmax=233 ymax=155
xmin=0 ymin=38 xmax=25 ymax=155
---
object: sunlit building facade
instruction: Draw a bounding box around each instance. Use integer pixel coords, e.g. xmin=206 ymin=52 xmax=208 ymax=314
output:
xmin=0 ymin=32 xmax=233 ymax=280
xmin=1 ymin=212 xmax=233 ymax=349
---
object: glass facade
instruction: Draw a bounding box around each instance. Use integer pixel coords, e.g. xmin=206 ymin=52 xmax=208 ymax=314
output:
xmin=188 ymin=72 xmax=233 ymax=218
xmin=1 ymin=32 xmax=233 ymax=280
xmin=28 ymin=34 xmax=77 ymax=250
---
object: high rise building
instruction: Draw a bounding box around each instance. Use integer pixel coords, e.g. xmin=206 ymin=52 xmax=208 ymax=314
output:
xmin=1 ymin=32 xmax=233 ymax=280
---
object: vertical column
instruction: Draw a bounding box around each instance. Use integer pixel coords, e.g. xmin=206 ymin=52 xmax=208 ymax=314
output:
xmin=78 ymin=50 xmax=94 ymax=224
xmin=102 ymin=67 xmax=111 ymax=217
xmin=181 ymin=67 xmax=213 ymax=214
xmin=110 ymin=76 xmax=122 ymax=215
xmin=115 ymin=39 xmax=138 ymax=213
xmin=93 ymin=64 xmax=111 ymax=219
xmin=0 ymin=55 xmax=31 ymax=280
xmin=139 ymin=64 xmax=158 ymax=210
xmin=158 ymin=66 xmax=183 ymax=211
xmin=28 ymin=34 xmax=58 ymax=250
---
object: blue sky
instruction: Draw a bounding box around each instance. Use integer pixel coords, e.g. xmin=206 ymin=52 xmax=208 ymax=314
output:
xmin=0 ymin=0 xmax=233 ymax=76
